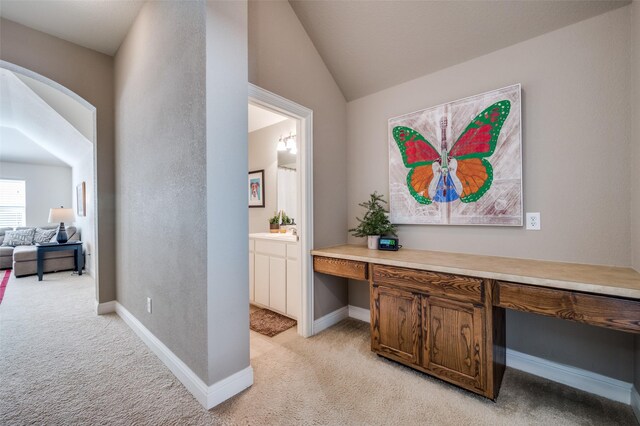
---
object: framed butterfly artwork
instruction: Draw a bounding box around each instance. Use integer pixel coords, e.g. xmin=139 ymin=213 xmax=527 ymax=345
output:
xmin=388 ymin=84 xmax=522 ymax=226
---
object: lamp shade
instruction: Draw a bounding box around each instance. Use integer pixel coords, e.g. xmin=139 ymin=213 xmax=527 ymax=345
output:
xmin=48 ymin=208 xmax=75 ymax=224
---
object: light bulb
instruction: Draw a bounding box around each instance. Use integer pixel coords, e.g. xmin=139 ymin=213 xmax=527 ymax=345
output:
xmin=277 ymin=137 xmax=286 ymax=151
xmin=286 ymin=135 xmax=296 ymax=150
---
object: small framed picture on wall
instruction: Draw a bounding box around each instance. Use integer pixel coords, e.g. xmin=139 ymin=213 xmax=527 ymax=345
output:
xmin=76 ymin=182 xmax=86 ymax=216
xmin=248 ymin=170 xmax=265 ymax=208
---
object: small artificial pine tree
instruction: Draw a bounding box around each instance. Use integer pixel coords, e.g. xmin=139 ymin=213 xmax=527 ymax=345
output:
xmin=349 ymin=192 xmax=397 ymax=237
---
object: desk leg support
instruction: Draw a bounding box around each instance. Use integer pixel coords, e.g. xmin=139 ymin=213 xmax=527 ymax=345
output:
xmin=37 ymin=251 xmax=43 ymax=282
xmin=77 ymin=248 xmax=83 ymax=276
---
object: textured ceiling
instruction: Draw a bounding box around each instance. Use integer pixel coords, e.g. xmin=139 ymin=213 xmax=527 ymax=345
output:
xmin=290 ymin=0 xmax=630 ymax=101
xmin=0 ymin=0 xmax=145 ymax=55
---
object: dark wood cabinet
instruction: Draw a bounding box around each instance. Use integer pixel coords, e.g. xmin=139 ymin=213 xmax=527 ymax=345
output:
xmin=312 ymin=245 xmax=640 ymax=402
xmin=371 ymin=285 xmax=421 ymax=365
xmin=422 ymin=296 xmax=485 ymax=392
xmin=369 ymin=265 xmax=501 ymax=399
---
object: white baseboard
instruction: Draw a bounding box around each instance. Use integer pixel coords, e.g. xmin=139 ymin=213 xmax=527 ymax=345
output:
xmin=348 ymin=305 xmax=371 ymax=323
xmin=313 ymin=306 xmax=349 ymax=334
xmin=114 ymin=302 xmax=253 ymax=409
xmin=631 ymin=386 xmax=640 ymax=423
xmin=95 ymin=300 xmax=116 ymax=315
xmin=344 ymin=306 xmax=633 ymax=406
xmin=506 ymin=348 xmax=632 ymax=404
xmin=207 ymin=366 xmax=254 ymax=409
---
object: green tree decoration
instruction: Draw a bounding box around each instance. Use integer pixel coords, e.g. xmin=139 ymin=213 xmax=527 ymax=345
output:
xmin=349 ymin=192 xmax=397 ymax=237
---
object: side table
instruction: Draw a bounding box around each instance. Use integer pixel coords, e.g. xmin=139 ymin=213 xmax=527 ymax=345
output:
xmin=35 ymin=241 xmax=84 ymax=281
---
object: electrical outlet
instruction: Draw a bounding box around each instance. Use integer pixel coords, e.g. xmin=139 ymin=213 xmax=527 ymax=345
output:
xmin=146 ymin=297 xmax=152 ymax=314
xmin=526 ymin=212 xmax=541 ymax=230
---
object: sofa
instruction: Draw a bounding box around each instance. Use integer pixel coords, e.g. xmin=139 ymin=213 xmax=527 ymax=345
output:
xmin=0 ymin=226 xmax=81 ymax=277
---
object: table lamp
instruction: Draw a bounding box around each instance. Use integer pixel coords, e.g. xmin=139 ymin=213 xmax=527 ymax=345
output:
xmin=48 ymin=207 xmax=75 ymax=243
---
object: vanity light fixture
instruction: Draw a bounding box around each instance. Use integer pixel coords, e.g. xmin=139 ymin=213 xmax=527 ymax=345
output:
xmin=277 ymin=136 xmax=287 ymax=151
xmin=286 ymin=133 xmax=296 ymax=150
xmin=277 ymin=133 xmax=297 ymax=153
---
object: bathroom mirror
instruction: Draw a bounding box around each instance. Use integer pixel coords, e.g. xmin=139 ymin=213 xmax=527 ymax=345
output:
xmin=277 ymin=135 xmax=297 ymax=223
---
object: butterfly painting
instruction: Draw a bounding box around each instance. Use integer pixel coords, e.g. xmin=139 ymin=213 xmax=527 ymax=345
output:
xmin=388 ymin=85 xmax=522 ymax=226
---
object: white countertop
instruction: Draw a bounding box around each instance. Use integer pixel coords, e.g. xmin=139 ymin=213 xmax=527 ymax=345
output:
xmin=249 ymin=232 xmax=299 ymax=243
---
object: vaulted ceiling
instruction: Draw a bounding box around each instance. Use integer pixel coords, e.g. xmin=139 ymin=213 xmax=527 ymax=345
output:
xmin=0 ymin=0 xmax=145 ymax=55
xmin=0 ymin=68 xmax=92 ymax=167
xmin=289 ymin=0 xmax=630 ymax=100
xmin=0 ymin=1 xmax=630 ymax=100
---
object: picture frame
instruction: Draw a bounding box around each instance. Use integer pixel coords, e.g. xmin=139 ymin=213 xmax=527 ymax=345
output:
xmin=248 ymin=170 xmax=265 ymax=208
xmin=76 ymin=182 xmax=86 ymax=217
xmin=388 ymin=84 xmax=522 ymax=226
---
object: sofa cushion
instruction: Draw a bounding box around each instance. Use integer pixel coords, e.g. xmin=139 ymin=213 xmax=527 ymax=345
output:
xmin=2 ymin=229 xmax=35 ymax=247
xmin=15 ymin=225 xmax=79 ymax=243
xmin=34 ymin=228 xmax=57 ymax=244
xmin=0 ymin=227 xmax=13 ymax=246
xmin=0 ymin=246 xmax=14 ymax=257
xmin=13 ymin=245 xmax=77 ymax=262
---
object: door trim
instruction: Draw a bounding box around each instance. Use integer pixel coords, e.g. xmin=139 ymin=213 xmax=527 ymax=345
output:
xmin=248 ymin=84 xmax=314 ymax=337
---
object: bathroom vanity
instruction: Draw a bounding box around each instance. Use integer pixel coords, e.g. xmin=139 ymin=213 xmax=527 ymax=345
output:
xmin=249 ymin=233 xmax=300 ymax=319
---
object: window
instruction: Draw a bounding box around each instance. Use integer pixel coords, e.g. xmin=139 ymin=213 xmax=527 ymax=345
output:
xmin=0 ymin=179 xmax=26 ymax=227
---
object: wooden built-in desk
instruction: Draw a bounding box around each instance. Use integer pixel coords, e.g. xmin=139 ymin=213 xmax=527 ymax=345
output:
xmin=311 ymin=245 xmax=640 ymax=400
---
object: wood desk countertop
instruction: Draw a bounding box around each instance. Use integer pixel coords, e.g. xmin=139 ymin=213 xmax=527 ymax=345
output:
xmin=311 ymin=245 xmax=640 ymax=300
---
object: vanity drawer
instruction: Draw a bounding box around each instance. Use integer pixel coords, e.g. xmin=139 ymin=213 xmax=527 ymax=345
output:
xmin=313 ymin=256 xmax=368 ymax=280
xmin=495 ymin=281 xmax=640 ymax=333
xmin=372 ymin=265 xmax=484 ymax=303
xmin=255 ymin=240 xmax=286 ymax=257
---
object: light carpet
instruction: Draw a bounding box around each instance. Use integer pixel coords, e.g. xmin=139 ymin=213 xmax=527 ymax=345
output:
xmin=0 ymin=272 xmax=637 ymax=425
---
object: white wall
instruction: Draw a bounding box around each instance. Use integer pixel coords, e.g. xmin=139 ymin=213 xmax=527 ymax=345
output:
xmin=205 ymin=0 xmax=250 ymax=386
xmin=346 ymin=6 xmax=635 ymax=382
xmin=1 ymin=18 xmax=116 ymax=303
xmin=632 ymin=1 xmax=640 ymax=275
xmin=117 ymin=0 xmax=251 ymax=389
xmin=115 ymin=0 xmax=209 ymax=382
xmin=248 ymin=118 xmax=296 ymax=233
xmin=0 ymin=161 xmax=72 ymax=226
xmin=72 ymin=151 xmax=95 ymax=275
xmin=249 ymin=0 xmax=349 ymax=319
xmin=632 ymin=0 xmax=640 ymax=394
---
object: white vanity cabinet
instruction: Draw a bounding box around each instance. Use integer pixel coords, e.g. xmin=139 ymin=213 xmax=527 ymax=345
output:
xmin=249 ymin=234 xmax=299 ymax=320
xmin=285 ymin=243 xmax=300 ymax=318
xmin=249 ymin=239 xmax=255 ymax=302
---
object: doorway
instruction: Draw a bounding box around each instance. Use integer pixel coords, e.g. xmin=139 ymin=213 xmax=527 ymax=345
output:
xmin=248 ymin=84 xmax=313 ymax=338
xmin=0 ymin=60 xmax=100 ymax=306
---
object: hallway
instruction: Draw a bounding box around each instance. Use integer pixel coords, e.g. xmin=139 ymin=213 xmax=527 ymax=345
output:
xmin=0 ymin=272 xmax=636 ymax=425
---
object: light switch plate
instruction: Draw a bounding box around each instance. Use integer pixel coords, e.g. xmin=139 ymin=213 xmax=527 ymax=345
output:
xmin=146 ymin=297 xmax=152 ymax=314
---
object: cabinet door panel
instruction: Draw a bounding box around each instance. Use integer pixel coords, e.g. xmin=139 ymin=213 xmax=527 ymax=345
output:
xmin=254 ymin=254 xmax=270 ymax=306
xmin=423 ymin=296 xmax=484 ymax=390
xmin=372 ymin=285 xmax=421 ymax=364
xmin=286 ymin=258 xmax=300 ymax=319
xmin=269 ymin=257 xmax=287 ymax=313
xmin=249 ymin=252 xmax=255 ymax=302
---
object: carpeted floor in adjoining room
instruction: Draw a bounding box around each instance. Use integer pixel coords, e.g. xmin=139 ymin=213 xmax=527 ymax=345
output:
xmin=0 ymin=271 xmax=637 ymax=425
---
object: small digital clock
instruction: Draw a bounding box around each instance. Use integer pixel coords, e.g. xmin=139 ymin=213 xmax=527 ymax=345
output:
xmin=378 ymin=237 xmax=401 ymax=251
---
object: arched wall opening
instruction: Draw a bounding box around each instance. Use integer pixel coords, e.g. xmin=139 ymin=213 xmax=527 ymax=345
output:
xmin=0 ymin=60 xmax=100 ymax=303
